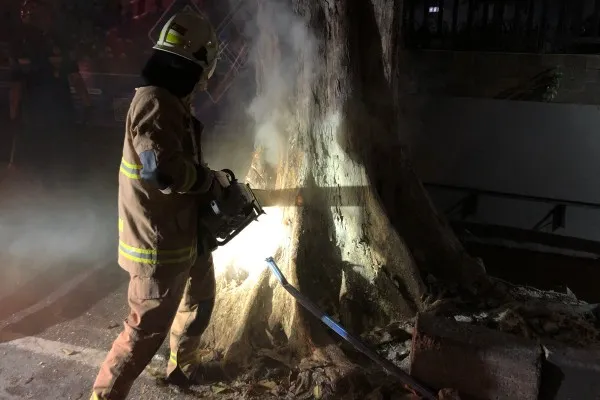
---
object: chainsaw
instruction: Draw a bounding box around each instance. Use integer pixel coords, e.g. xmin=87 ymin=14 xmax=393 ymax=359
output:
xmin=199 ymin=169 xmax=265 ymax=251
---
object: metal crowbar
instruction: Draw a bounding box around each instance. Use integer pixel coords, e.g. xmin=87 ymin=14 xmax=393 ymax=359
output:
xmin=265 ymin=257 xmax=438 ymax=400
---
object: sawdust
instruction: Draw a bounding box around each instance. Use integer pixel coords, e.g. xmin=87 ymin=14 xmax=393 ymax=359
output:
xmin=174 ymin=236 xmax=600 ymax=399
xmin=146 ymin=344 xmax=409 ymax=400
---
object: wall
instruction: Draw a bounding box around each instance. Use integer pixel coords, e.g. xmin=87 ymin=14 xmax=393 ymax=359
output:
xmin=411 ymin=95 xmax=600 ymax=242
xmin=406 ymin=50 xmax=600 ymax=105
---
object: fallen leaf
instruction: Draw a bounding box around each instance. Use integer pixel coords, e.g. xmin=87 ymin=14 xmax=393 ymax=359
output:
xmin=211 ymin=384 xmax=229 ymax=394
xmin=61 ymin=349 xmax=78 ymax=356
xmin=258 ymin=380 xmax=277 ymax=390
xmin=313 ymin=385 xmax=322 ymax=399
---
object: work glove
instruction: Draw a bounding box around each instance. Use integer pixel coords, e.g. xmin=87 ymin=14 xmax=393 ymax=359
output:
xmin=196 ymin=170 xmax=220 ymax=211
xmin=210 ymin=173 xmax=225 ymax=199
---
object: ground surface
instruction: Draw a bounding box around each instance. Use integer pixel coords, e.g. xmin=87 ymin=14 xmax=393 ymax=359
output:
xmin=0 ymin=259 xmax=412 ymax=400
xmin=0 ymin=260 xmax=294 ymax=399
xmin=0 ymin=261 xmax=189 ymax=399
xmin=0 ymin=264 xmax=294 ymax=400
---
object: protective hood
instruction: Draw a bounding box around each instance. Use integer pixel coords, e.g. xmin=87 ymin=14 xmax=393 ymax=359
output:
xmin=141 ymin=50 xmax=203 ymax=99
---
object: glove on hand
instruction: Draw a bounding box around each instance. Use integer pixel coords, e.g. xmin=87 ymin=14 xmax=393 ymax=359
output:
xmin=208 ymin=172 xmax=224 ymax=200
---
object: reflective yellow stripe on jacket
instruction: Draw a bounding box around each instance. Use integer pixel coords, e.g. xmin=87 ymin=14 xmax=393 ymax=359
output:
xmin=119 ymin=158 xmax=141 ymax=179
xmin=120 ymin=157 xmax=198 ymax=193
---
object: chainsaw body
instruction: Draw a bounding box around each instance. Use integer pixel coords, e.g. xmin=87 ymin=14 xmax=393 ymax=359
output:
xmin=199 ymin=169 xmax=265 ymax=251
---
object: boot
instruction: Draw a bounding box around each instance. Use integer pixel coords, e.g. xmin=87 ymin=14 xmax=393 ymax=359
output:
xmin=165 ymin=360 xmax=229 ymax=387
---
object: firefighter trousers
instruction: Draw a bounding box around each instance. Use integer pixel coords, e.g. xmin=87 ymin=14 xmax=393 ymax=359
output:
xmin=90 ymin=252 xmax=216 ymax=400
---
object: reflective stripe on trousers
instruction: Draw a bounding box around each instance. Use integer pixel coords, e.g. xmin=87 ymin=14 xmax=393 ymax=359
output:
xmin=90 ymin=254 xmax=215 ymax=399
xmin=117 ymin=218 xmax=196 ymax=265
xmin=118 ymin=240 xmax=195 ymax=265
xmin=168 ymin=348 xmax=196 ymax=376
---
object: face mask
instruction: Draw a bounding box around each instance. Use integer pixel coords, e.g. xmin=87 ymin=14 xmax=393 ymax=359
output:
xmin=180 ymin=58 xmax=214 ymax=103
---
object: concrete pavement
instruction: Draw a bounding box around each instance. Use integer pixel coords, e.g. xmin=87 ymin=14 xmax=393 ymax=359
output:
xmin=0 ymin=260 xmax=206 ymax=399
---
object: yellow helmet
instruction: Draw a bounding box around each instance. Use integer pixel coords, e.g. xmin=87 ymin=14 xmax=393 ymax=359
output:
xmin=153 ymin=11 xmax=219 ymax=84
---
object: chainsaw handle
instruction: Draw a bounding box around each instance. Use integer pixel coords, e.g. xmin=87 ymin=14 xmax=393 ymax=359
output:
xmin=221 ymin=169 xmax=236 ymax=183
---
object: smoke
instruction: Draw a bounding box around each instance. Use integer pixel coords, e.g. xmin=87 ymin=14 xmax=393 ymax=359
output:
xmin=0 ymin=172 xmax=116 ymax=290
xmin=0 ymin=0 xmax=319 ymax=293
xmin=228 ymin=0 xmax=318 ymax=167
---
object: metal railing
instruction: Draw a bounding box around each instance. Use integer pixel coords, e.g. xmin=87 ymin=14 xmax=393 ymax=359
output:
xmin=424 ymin=182 xmax=600 ymax=233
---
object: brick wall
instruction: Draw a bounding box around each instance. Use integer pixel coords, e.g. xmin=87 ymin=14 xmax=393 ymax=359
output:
xmin=404 ymin=50 xmax=600 ymax=105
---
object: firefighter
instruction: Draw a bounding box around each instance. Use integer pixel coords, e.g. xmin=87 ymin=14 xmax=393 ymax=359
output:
xmin=90 ymin=11 xmax=221 ymax=400
xmin=8 ymin=0 xmax=91 ymax=182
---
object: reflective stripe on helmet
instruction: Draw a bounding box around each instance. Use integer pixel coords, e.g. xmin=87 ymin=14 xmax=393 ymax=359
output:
xmin=165 ymin=31 xmax=184 ymax=46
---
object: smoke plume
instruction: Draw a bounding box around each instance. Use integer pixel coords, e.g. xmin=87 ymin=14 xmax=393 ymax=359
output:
xmin=227 ymin=0 xmax=318 ymax=167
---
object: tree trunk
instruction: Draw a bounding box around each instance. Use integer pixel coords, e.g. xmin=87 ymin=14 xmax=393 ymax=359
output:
xmin=202 ymin=0 xmax=487 ymax=374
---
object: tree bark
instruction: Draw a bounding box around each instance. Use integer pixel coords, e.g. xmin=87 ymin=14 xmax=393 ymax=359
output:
xmin=202 ymin=0 xmax=488 ymax=373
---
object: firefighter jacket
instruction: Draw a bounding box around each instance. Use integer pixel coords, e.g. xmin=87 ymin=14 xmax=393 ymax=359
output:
xmin=118 ymin=86 xmax=213 ymax=276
